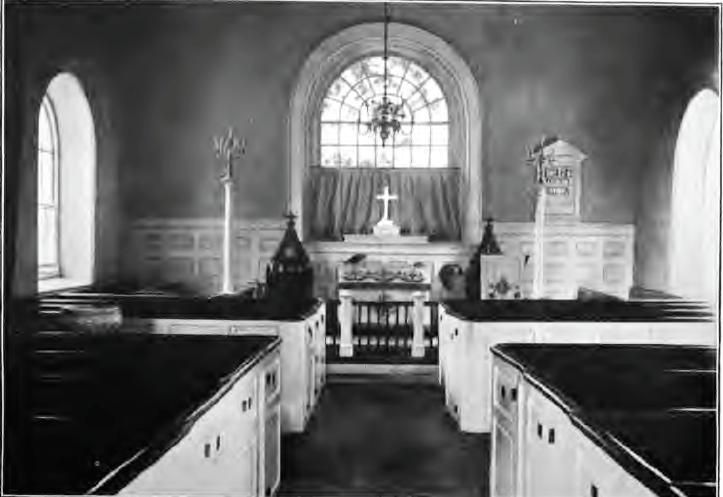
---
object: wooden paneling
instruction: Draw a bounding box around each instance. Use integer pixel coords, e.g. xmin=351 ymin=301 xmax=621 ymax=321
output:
xmin=439 ymin=308 xmax=716 ymax=434
xmin=125 ymin=219 xmax=634 ymax=299
xmin=118 ymin=346 xmax=280 ymax=497
xmin=130 ymin=302 xmax=327 ymax=434
xmin=493 ymin=222 xmax=635 ymax=299
xmin=125 ymin=219 xmax=286 ymax=294
xmin=490 ymin=352 xmax=660 ymax=497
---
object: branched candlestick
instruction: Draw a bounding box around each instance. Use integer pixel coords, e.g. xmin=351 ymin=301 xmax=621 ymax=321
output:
xmin=526 ymin=140 xmax=546 ymax=185
xmin=213 ymin=127 xmax=245 ymax=182
xmin=526 ymin=135 xmax=558 ymax=185
xmin=213 ymin=127 xmax=245 ymax=295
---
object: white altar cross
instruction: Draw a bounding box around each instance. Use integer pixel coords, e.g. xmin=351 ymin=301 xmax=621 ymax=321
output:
xmin=376 ymin=185 xmax=398 ymax=222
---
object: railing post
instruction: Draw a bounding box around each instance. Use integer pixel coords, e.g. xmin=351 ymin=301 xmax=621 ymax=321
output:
xmin=339 ymin=289 xmax=353 ymax=357
xmin=412 ymin=291 xmax=425 ymax=358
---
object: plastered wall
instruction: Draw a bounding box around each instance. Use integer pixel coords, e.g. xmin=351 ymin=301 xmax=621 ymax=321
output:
xmin=4 ymin=2 xmax=718 ymax=296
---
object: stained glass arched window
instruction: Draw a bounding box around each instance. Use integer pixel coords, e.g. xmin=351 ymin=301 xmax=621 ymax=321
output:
xmin=319 ymin=55 xmax=449 ymax=168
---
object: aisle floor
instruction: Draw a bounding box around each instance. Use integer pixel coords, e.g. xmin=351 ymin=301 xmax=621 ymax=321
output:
xmin=279 ymin=377 xmax=489 ymax=497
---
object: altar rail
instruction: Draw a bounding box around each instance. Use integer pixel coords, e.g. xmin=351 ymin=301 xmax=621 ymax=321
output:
xmin=325 ymin=300 xmax=438 ymax=363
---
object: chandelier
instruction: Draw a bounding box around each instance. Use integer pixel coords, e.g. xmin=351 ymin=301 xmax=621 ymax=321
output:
xmin=367 ymin=3 xmax=405 ymax=147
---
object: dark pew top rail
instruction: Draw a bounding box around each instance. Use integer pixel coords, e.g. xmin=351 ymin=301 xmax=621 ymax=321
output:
xmin=33 ymin=291 xmax=323 ymax=322
xmin=5 ymin=329 xmax=280 ymax=495
xmin=628 ymin=286 xmax=688 ymax=301
xmin=492 ymin=344 xmax=717 ymax=497
xmin=442 ymin=299 xmax=714 ymax=322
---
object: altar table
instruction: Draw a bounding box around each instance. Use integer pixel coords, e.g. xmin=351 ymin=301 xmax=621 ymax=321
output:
xmin=337 ymin=260 xmax=431 ymax=358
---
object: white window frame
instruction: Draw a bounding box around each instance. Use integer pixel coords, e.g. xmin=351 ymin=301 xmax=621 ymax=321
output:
xmin=37 ymin=95 xmax=61 ymax=280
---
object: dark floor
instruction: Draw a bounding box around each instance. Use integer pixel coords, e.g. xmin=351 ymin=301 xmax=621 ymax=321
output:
xmin=279 ymin=377 xmax=489 ymax=497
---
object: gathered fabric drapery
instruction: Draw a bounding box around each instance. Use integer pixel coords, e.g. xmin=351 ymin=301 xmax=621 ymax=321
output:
xmin=306 ymin=167 xmax=461 ymax=241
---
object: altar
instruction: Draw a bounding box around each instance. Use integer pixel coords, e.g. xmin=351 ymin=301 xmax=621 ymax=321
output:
xmin=334 ymin=252 xmax=434 ymax=358
xmin=338 ymin=259 xmax=432 ymax=301
xmin=306 ymin=183 xmax=469 ymax=300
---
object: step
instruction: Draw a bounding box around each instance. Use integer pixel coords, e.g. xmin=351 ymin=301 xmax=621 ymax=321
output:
xmin=277 ymin=489 xmax=472 ymax=497
xmin=327 ymin=363 xmax=438 ymax=382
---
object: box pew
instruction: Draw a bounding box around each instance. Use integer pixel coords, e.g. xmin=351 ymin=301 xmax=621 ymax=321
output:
xmin=39 ymin=292 xmax=326 ymax=434
xmin=7 ymin=307 xmax=282 ymax=496
xmin=438 ymin=299 xmax=716 ymax=432
xmin=490 ymin=344 xmax=716 ymax=497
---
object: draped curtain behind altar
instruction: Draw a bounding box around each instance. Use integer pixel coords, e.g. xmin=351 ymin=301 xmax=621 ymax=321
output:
xmin=306 ymin=167 xmax=461 ymax=240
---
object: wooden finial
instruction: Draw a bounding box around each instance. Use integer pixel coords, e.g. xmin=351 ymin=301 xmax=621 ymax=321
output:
xmin=283 ymin=211 xmax=297 ymax=225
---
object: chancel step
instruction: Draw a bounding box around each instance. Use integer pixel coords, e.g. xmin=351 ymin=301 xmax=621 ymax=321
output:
xmin=277 ymin=492 xmax=474 ymax=497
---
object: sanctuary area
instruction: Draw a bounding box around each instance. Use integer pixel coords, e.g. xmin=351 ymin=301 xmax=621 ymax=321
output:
xmin=3 ymin=2 xmax=720 ymax=497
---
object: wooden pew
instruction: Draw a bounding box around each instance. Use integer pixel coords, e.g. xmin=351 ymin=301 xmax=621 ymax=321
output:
xmin=490 ymin=344 xmax=716 ymax=497
xmin=39 ymin=291 xmax=327 ymax=434
xmin=438 ymin=299 xmax=716 ymax=433
xmin=5 ymin=304 xmax=282 ymax=496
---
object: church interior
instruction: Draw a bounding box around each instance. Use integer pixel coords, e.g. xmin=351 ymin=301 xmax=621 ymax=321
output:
xmin=2 ymin=1 xmax=720 ymax=496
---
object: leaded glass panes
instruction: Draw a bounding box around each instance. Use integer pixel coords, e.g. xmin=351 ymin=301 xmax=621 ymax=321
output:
xmin=430 ymin=146 xmax=448 ymax=168
xmin=358 ymin=146 xmax=375 ymax=168
xmin=37 ymin=96 xmax=60 ymax=279
xmin=339 ymin=123 xmax=357 ymax=145
xmin=319 ymin=55 xmax=449 ymax=168
xmin=431 ymin=125 xmax=448 ymax=145
xmin=339 ymin=146 xmax=356 ymax=167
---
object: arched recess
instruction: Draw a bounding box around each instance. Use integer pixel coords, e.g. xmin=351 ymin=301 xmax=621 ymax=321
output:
xmin=289 ymin=22 xmax=482 ymax=243
xmin=668 ymin=88 xmax=720 ymax=305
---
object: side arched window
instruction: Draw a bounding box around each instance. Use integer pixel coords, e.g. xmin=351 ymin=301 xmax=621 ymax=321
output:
xmin=37 ymin=95 xmax=61 ymax=279
xmin=669 ymin=88 xmax=720 ymax=304
xmin=37 ymin=72 xmax=96 ymax=289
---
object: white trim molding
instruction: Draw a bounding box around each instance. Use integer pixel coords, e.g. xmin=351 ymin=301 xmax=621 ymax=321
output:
xmin=289 ymin=22 xmax=483 ymax=243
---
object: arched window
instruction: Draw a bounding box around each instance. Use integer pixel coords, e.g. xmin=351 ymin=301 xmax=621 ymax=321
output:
xmin=669 ymin=88 xmax=720 ymax=305
xmin=37 ymin=95 xmax=61 ymax=279
xmin=291 ymin=23 xmax=482 ymax=242
xmin=320 ymin=56 xmax=449 ymax=169
xmin=37 ymin=72 xmax=96 ymax=291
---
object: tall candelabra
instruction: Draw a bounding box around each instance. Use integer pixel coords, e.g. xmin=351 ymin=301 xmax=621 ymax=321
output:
xmin=213 ymin=127 xmax=245 ymax=294
xmin=526 ymin=136 xmax=554 ymax=299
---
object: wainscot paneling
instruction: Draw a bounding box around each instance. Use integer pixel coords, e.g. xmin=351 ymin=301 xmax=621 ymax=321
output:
xmin=125 ymin=218 xmax=287 ymax=294
xmin=493 ymin=222 xmax=635 ymax=299
xmin=125 ymin=219 xmax=634 ymax=299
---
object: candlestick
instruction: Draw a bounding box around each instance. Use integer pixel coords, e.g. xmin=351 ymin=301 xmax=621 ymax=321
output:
xmin=213 ymin=127 xmax=245 ymax=181
xmin=213 ymin=127 xmax=245 ymax=295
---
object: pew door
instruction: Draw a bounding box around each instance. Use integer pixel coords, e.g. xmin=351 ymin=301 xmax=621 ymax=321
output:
xmin=490 ymin=358 xmax=524 ymax=497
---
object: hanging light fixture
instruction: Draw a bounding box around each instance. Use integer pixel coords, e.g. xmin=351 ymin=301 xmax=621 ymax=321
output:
xmin=367 ymin=2 xmax=405 ymax=147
